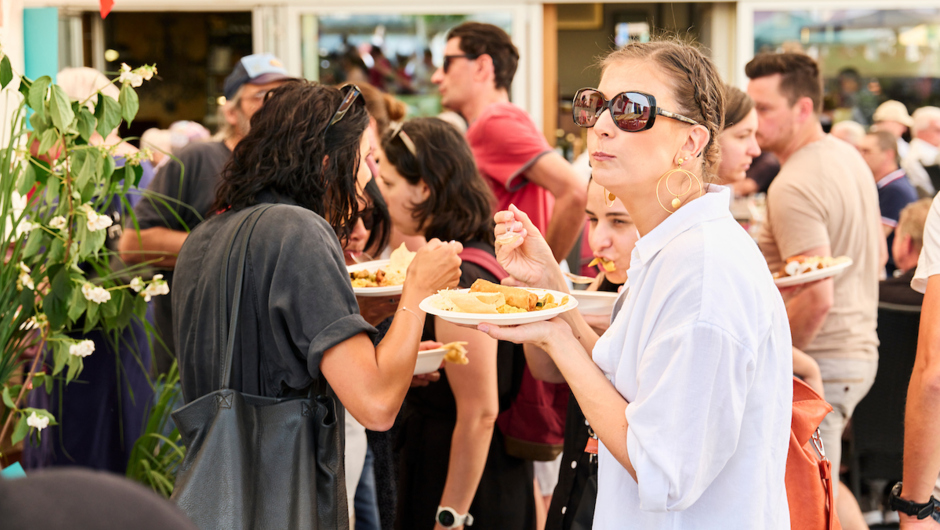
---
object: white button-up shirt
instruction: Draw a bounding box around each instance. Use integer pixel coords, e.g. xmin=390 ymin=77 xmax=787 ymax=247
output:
xmin=591 ymin=187 xmax=792 ymax=529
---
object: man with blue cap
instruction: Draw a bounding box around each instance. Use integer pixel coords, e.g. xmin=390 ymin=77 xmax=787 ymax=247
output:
xmin=118 ymin=53 xmax=294 ymax=375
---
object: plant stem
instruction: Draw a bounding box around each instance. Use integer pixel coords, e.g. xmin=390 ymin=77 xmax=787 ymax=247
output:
xmin=0 ymin=330 xmax=48 ymax=450
xmin=62 ymin=141 xmax=73 ymax=263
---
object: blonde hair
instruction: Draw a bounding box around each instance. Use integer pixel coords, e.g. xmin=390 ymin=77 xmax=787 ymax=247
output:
xmin=600 ymin=39 xmax=725 ymax=183
xmin=898 ymin=198 xmax=933 ymax=248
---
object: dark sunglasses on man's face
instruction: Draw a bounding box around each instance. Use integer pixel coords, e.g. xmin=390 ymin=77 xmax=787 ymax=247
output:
xmin=324 ymin=84 xmax=365 ymax=137
xmin=572 ymin=88 xmax=699 ymax=132
xmin=442 ymin=54 xmax=480 ymax=73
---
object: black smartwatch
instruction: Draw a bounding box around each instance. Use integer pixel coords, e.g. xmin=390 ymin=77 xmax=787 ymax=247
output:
xmin=889 ymin=482 xmax=940 ymax=520
xmin=436 ymin=506 xmax=473 ymax=528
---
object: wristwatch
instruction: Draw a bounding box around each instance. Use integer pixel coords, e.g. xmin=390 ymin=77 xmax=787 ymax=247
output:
xmin=889 ymin=482 xmax=940 ymax=520
xmin=436 ymin=506 xmax=474 ymax=528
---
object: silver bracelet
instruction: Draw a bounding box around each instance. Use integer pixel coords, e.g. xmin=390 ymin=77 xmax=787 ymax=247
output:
xmin=397 ymin=306 xmax=422 ymax=322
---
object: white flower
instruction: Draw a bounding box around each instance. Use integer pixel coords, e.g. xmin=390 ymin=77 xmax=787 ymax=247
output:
xmin=49 ymin=216 xmax=67 ymax=230
xmin=82 ymin=204 xmax=113 ymax=232
xmin=69 ymin=339 xmax=95 ymax=358
xmin=141 ymin=279 xmax=170 ymax=302
xmin=81 ymin=283 xmax=111 ymax=304
xmin=89 ymin=214 xmax=112 ymax=232
xmin=153 ymin=274 xmax=164 ymax=281
xmin=137 ymin=65 xmax=157 ymax=81
xmin=11 ymin=190 xmax=26 ymax=215
xmin=26 ymin=412 xmax=49 ymax=431
xmin=129 ymin=277 xmax=144 ymax=293
xmin=118 ymin=63 xmax=143 ymax=87
xmin=15 ymin=220 xmax=39 ymax=238
xmin=17 ymin=262 xmax=34 ymax=291
xmin=3 ymin=190 xmax=29 ymax=241
xmin=19 ymin=316 xmax=37 ymax=331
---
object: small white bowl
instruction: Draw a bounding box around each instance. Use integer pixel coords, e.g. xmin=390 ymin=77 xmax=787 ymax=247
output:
xmin=570 ymin=290 xmax=619 ymax=316
xmin=414 ymin=348 xmax=447 ymax=375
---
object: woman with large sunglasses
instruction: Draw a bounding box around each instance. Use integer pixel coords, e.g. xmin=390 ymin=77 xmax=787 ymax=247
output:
xmin=376 ymin=117 xmax=535 ymax=530
xmin=480 ymin=40 xmax=793 ymax=528
xmin=172 ymin=81 xmax=463 ymax=522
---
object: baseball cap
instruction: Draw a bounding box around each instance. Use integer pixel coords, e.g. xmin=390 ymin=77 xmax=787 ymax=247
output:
xmin=873 ymin=100 xmax=914 ymax=128
xmin=223 ymin=53 xmax=294 ymax=100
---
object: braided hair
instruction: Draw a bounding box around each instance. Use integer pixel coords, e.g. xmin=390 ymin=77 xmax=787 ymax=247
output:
xmin=600 ymin=39 xmax=725 ymax=183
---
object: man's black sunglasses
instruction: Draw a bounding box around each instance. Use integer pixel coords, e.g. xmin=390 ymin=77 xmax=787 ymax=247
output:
xmin=324 ymin=84 xmax=365 ymax=137
xmin=571 ymin=88 xmax=699 ymax=132
xmin=442 ymin=54 xmax=480 ymax=73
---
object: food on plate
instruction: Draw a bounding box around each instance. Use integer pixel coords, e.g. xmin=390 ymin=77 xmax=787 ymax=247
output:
xmin=773 ymin=255 xmax=851 ymax=279
xmin=435 ymin=291 xmax=506 ymax=314
xmin=429 ymin=280 xmax=570 ymax=314
xmin=496 ymin=230 xmax=520 ymax=245
xmin=442 ymin=341 xmax=470 ymax=365
xmin=588 ymin=257 xmax=617 ymax=272
xmin=469 ymin=279 xmax=538 ymax=311
xmin=349 ymin=244 xmax=415 ymax=288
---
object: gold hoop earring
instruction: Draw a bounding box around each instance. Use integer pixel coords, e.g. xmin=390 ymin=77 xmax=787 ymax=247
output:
xmin=604 ymin=188 xmax=616 ymax=207
xmin=656 ymin=167 xmax=703 ymax=213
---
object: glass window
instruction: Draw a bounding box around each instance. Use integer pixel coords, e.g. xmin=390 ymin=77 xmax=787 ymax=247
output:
xmin=300 ymin=13 xmax=512 ymax=117
xmin=753 ymin=8 xmax=940 ymax=125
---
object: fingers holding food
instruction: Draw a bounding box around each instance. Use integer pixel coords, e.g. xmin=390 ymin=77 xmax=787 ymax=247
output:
xmin=406 ymin=239 xmax=464 ymax=297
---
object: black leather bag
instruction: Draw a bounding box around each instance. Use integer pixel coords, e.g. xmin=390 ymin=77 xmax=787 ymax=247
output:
xmin=170 ymin=205 xmax=348 ymax=530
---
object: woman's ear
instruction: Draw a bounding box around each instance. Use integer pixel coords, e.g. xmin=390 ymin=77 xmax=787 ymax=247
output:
xmin=415 ymin=180 xmax=431 ymax=202
xmin=681 ymin=125 xmax=710 ymax=162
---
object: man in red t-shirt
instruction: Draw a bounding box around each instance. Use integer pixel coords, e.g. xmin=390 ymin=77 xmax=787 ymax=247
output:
xmin=432 ymin=22 xmax=586 ymax=262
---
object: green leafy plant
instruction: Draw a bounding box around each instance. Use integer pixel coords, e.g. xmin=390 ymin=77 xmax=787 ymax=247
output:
xmin=0 ymin=56 xmax=167 ymax=453
xmin=125 ymin=360 xmax=184 ymax=497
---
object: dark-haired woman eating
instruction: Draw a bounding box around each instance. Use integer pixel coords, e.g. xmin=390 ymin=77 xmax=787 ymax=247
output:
xmin=171 ymin=82 xmax=462 ymax=524
xmin=377 ymin=118 xmax=535 ymax=530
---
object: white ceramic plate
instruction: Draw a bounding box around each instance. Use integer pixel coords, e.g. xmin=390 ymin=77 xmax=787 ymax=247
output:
xmin=419 ymin=288 xmax=578 ymax=326
xmin=347 ymin=260 xmax=404 ymax=297
xmin=774 ymin=258 xmax=853 ymax=288
xmin=414 ymin=348 xmax=446 ymax=375
xmin=570 ymin=290 xmax=619 ymax=315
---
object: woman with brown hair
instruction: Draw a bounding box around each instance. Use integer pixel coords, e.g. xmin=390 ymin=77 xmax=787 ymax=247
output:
xmin=717 ymin=84 xmax=761 ymax=187
xmin=482 ymin=40 xmax=793 ymax=528
xmin=377 ymin=117 xmax=535 ymax=530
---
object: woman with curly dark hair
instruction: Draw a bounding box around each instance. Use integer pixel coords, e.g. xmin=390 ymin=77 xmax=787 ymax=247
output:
xmin=378 ymin=117 xmax=535 ymax=530
xmin=171 ymin=81 xmax=463 ymax=525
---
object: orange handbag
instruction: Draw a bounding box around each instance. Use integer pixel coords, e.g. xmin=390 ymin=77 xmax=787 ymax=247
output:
xmin=787 ymin=377 xmax=842 ymax=530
